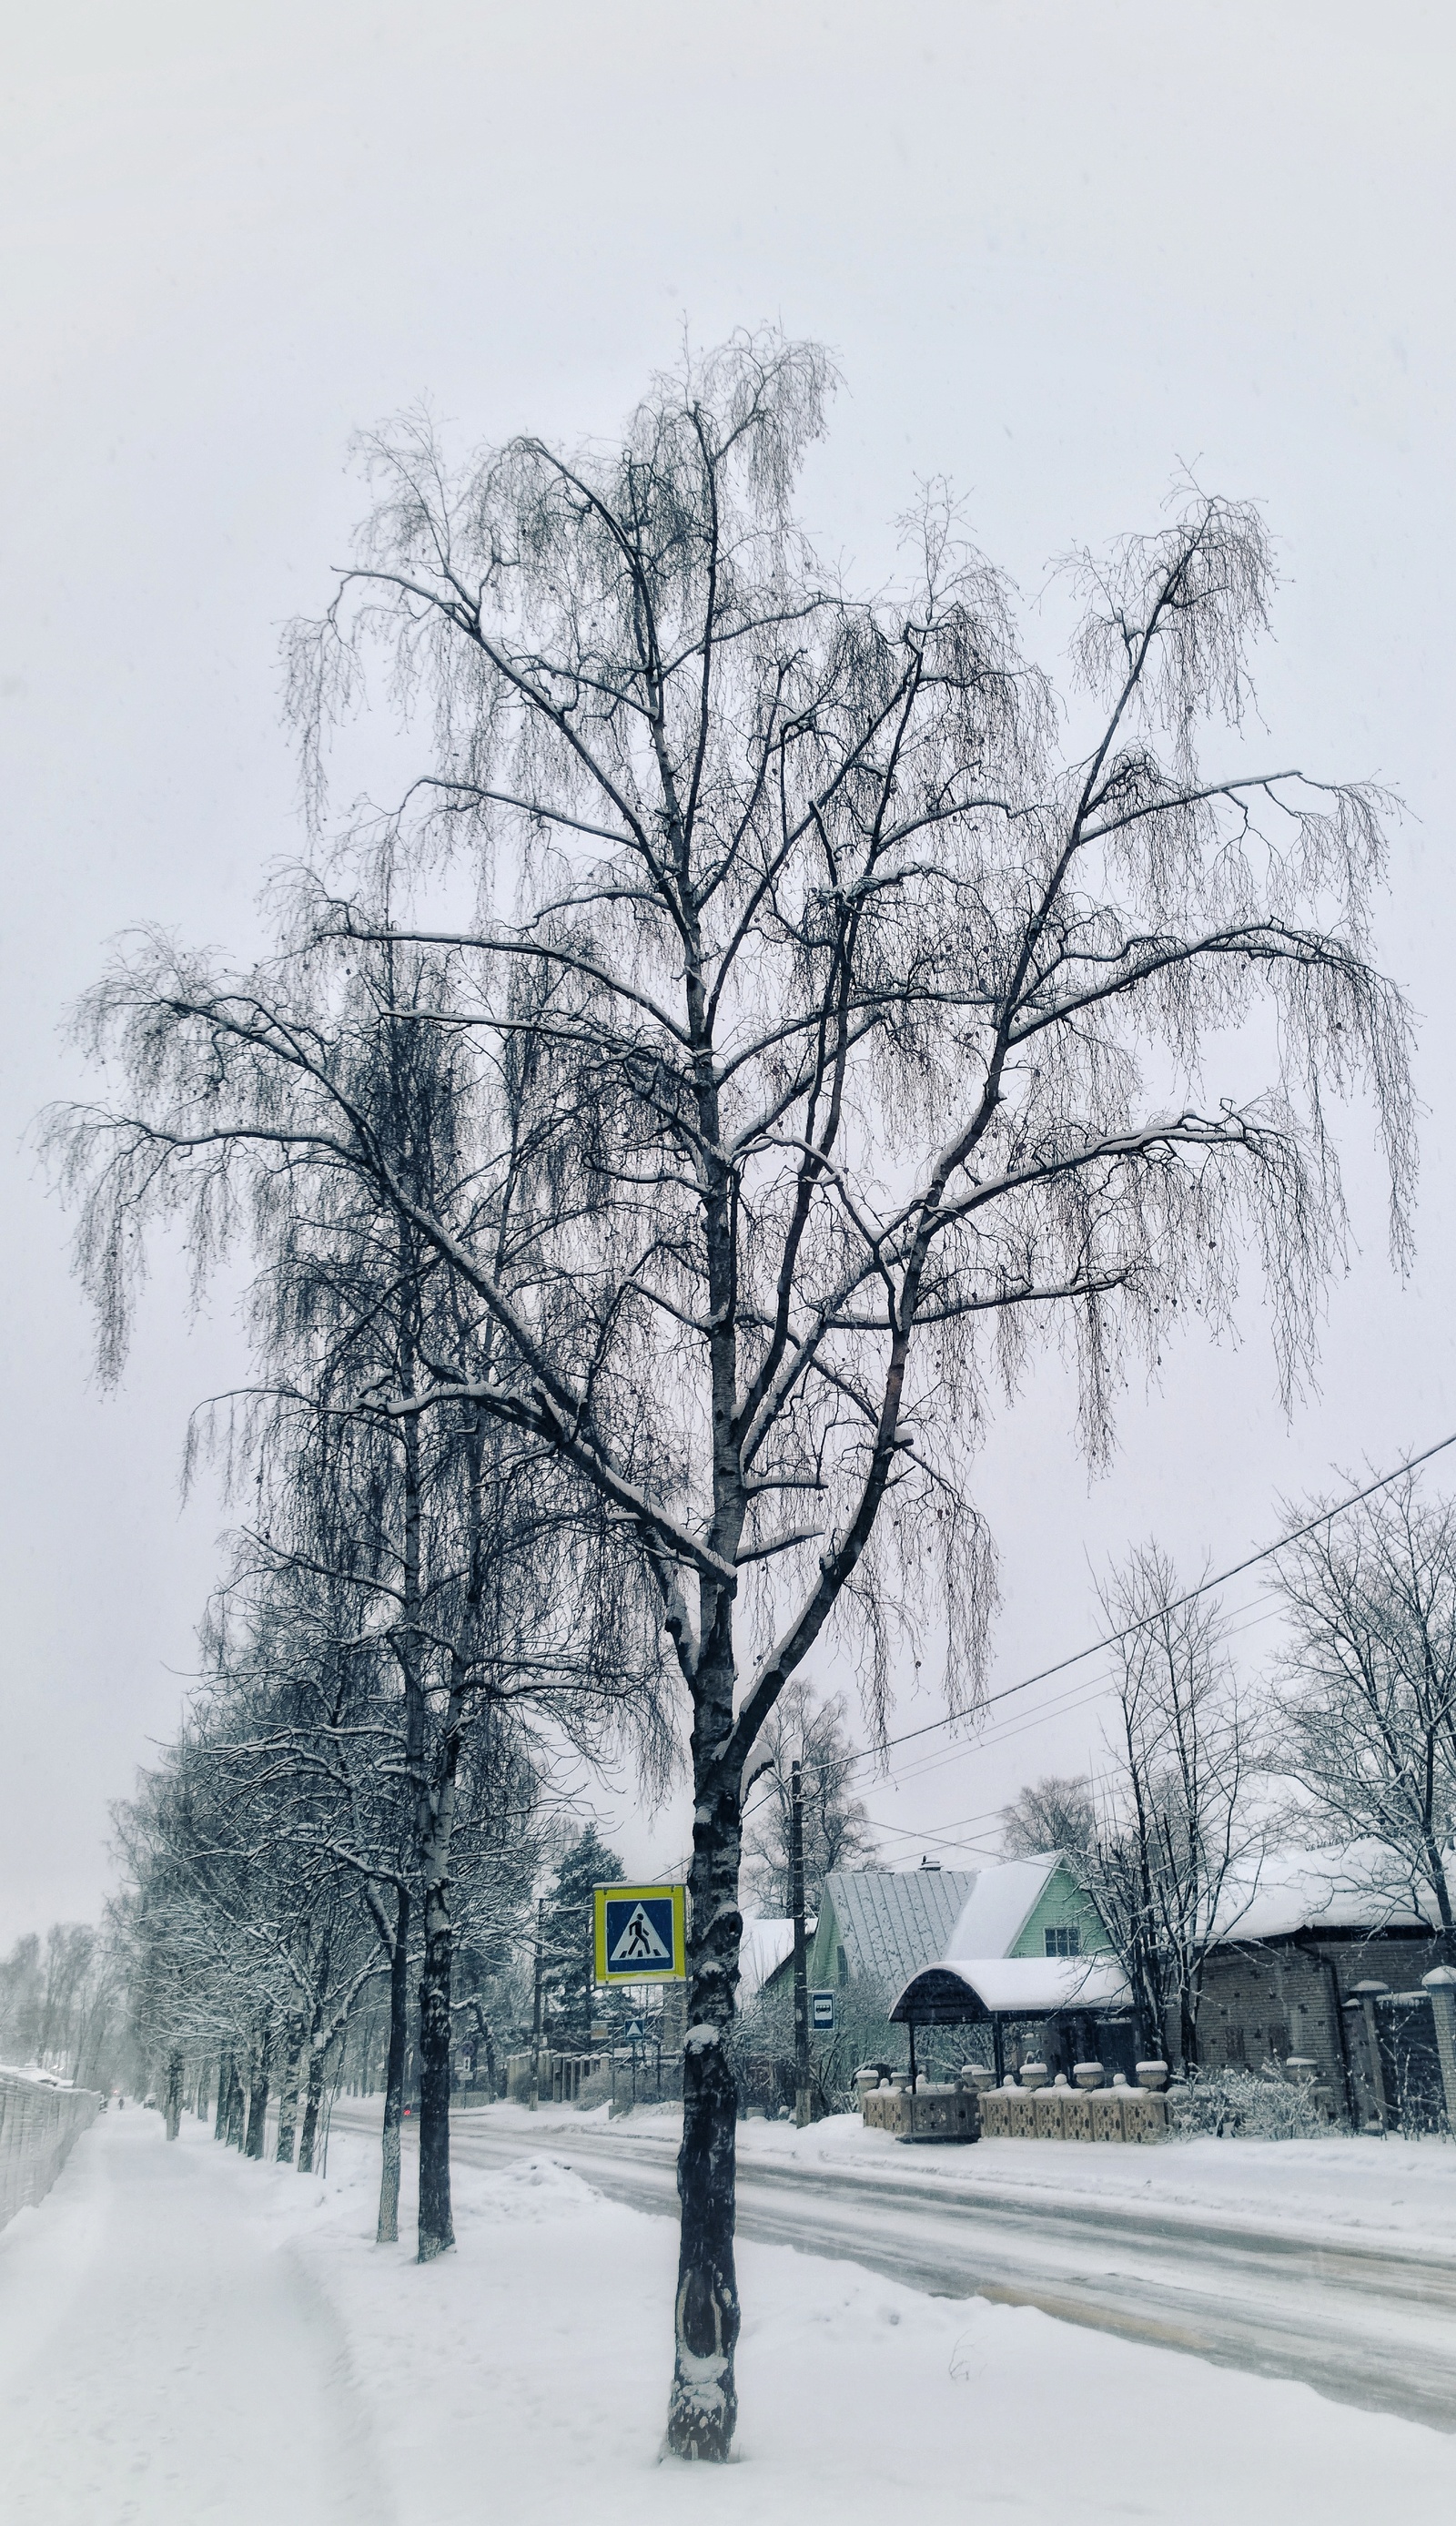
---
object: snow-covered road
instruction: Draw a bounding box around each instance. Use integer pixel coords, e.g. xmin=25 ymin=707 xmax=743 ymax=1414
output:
xmin=332 ymin=2100 xmax=1456 ymax=2430
xmin=0 ymin=2109 xmax=389 ymax=2526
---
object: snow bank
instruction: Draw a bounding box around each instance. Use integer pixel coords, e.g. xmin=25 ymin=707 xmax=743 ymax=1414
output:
xmin=470 ymin=2096 xmax=1456 ymax=2251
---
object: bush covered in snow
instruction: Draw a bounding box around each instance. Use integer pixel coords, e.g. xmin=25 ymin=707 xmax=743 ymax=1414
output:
xmin=1168 ymin=2067 xmax=1334 ymax=2141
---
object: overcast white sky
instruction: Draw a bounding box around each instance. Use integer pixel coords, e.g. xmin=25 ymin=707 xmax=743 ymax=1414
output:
xmin=3 ymin=0 xmax=1453 ymax=1943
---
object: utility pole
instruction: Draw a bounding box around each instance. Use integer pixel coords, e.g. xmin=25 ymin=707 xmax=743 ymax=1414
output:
xmin=531 ymin=1897 xmax=544 ymax=2114
xmin=791 ymin=1758 xmax=811 ymax=2126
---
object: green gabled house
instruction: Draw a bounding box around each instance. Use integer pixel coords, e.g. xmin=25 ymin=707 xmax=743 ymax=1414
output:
xmin=804 ymin=1853 xmax=1109 ymax=1996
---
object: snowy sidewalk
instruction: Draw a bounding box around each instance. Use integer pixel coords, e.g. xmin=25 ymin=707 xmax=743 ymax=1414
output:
xmin=4 ymin=2105 xmax=1455 ymax=2525
xmin=0 ymin=2110 xmax=387 ymax=2526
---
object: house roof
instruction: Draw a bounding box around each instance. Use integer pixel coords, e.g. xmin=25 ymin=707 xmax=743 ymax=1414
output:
xmin=738 ymin=1918 xmax=808 ymax=1998
xmin=890 ymin=1955 xmax=1132 ymax=2024
xmin=943 ymin=1853 xmax=1060 ymax=1958
xmin=1210 ymin=1841 xmax=1456 ymax=1944
xmin=821 ymin=1868 xmax=979 ymax=1990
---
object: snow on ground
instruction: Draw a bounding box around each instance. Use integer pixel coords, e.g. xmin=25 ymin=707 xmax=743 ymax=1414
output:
xmin=2 ymin=2106 xmax=1453 ymax=2525
xmin=0 ymin=2107 xmax=387 ymax=2526
xmin=497 ymin=2095 xmax=1456 ymax=2249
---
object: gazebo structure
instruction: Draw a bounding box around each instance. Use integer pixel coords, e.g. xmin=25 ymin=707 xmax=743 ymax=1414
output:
xmin=890 ymin=1954 xmax=1135 ymax=2085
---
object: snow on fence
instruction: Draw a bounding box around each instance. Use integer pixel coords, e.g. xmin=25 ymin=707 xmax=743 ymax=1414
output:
xmin=0 ymin=2068 xmax=103 ymax=2232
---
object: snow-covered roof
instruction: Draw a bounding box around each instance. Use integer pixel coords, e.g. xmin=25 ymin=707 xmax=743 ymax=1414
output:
xmin=890 ymin=1954 xmax=1132 ymax=2024
xmin=942 ymin=1854 xmax=1059 ymax=1960
xmin=738 ymin=1918 xmax=807 ymax=1998
xmin=1210 ymin=1841 xmax=1456 ymax=1944
xmin=821 ymin=1868 xmax=979 ymax=1989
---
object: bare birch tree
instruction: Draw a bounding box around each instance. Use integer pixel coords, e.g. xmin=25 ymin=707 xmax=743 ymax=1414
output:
xmin=54 ymin=331 xmax=1413 ymax=2456
xmin=1272 ymin=1473 xmax=1456 ymax=1948
xmin=1082 ymin=1546 xmax=1261 ymax=2064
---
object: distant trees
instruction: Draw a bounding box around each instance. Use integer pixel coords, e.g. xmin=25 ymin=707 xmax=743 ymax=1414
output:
xmin=52 ymin=330 xmax=1414 ymax=2458
xmin=998 ymin=1775 xmax=1096 ymax=1862
xmin=741 ymin=1679 xmax=876 ymax=1915
xmin=1272 ymin=1474 xmax=1456 ymax=1948
xmin=0 ymin=1925 xmax=122 ymax=2087
xmin=1075 ymin=1547 xmax=1260 ymax=2066
xmin=53 ymin=933 xmax=666 ymax=2251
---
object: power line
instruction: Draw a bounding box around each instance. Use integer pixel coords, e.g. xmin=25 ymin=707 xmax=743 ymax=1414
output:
xmin=829 ymin=1427 xmax=1456 ymax=1782
xmin=685 ymin=1430 xmax=1456 ymax=1879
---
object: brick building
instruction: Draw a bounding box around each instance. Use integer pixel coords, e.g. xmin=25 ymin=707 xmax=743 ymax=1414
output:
xmin=1198 ymin=1842 xmax=1456 ymax=2125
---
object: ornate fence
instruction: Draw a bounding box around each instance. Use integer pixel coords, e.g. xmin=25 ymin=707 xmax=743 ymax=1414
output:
xmin=0 ymin=2071 xmax=102 ymax=2232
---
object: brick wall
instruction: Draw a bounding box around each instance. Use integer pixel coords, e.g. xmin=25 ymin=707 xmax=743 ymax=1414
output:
xmin=1198 ymin=1928 xmax=1447 ymax=2115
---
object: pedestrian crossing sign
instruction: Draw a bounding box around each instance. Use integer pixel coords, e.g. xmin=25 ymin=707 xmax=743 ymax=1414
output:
xmin=593 ymin=1883 xmax=687 ymax=1984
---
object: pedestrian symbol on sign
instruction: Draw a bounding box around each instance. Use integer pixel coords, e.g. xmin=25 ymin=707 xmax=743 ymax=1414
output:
xmin=610 ymin=1902 xmax=672 ymax=1967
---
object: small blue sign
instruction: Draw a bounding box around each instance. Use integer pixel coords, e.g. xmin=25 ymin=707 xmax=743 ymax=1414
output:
xmin=811 ymin=1990 xmax=835 ymax=2031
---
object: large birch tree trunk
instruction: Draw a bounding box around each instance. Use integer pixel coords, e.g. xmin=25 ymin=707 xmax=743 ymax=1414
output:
xmin=666 ymin=1649 xmax=743 ymax=2461
xmin=297 ymin=2036 xmax=326 ymax=2172
xmin=225 ymin=2058 xmax=247 ymax=2149
xmin=377 ymin=1886 xmax=410 ymax=2244
xmin=164 ymin=2050 xmax=183 ymax=2141
xmin=275 ymin=2016 xmax=303 ymax=2164
xmin=244 ymin=2024 xmax=271 ymax=2158
xmin=416 ymin=1862 xmax=455 ymax=2257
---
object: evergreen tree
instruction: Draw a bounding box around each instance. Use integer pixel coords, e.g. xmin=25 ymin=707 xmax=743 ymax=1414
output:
xmin=542 ymin=1827 xmax=624 ymax=2045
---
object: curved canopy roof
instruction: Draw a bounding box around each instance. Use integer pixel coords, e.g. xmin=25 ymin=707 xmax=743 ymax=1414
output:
xmin=890 ymin=1954 xmax=1132 ymax=2024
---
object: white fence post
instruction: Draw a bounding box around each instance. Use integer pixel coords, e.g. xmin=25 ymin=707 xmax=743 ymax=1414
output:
xmin=1421 ymin=1968 xmax=1456 ymax=2134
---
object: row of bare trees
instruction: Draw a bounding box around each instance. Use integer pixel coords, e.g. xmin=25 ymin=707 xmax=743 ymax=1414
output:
xmin=49 ymin=330 xmax=1414 ymax=2457
xmin=0 ymin=1924 xmax=124 ymax=2088
xmin=1003 ymin=1475 xmax=1456 ymax=2064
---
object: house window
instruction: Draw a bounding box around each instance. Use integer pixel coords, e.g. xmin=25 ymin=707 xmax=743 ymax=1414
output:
xmin=1045 ymin=1925 xmax=1081 ymax=1958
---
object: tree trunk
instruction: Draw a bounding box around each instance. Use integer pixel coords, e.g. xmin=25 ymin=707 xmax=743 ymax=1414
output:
xmin=194 ymin=2063 xmax=209 ymax=2123
xmin=214 ymin=2054 xmax=229 ymax=2140
xmin=417 ymin=1875 xmax=454 ymax=2259
xmin=226 ymin=2057 xmax=246 ymax=2149
xmin=244 ymin=2025 xmax=271 ymax=2158
xmin=377 ymin=1885 xmax=410 ymax=2245
xmin=275 ymin=2016 xmax=303 ymax=2164
xmin=164 ymin=2050 xmax=183 ymax=2141
xmin=297 ymin=2040 xmax=326 ymax=2174
xmin=665 ymin=1683 xmax=743 ymax=2463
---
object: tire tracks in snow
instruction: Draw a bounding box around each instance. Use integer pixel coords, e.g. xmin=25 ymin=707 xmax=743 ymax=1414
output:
xmin=333 ymin=2104 xmax=1456 ymax=2433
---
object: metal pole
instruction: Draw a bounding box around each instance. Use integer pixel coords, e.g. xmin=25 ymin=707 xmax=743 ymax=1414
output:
xmin=791 ymin=1759 xmax=811 ymax=2125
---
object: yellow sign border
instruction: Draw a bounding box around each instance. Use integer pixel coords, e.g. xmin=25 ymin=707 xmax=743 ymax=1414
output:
xmin=593 ymin=1882 xmax=687 ymax=1983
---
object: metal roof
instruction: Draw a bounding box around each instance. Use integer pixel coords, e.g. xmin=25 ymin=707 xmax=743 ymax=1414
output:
xmin=944 ymin=1854 xmax=1059 ymax=1957
xmin=738 ymin=1918 xmax=813 ymax=1997
xmin=822 ymin=1868 xmax=979 ymax=1990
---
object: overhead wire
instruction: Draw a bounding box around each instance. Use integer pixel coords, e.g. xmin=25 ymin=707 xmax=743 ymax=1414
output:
xmin=767 ymin=1427 xmax=1456 ymax=1800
